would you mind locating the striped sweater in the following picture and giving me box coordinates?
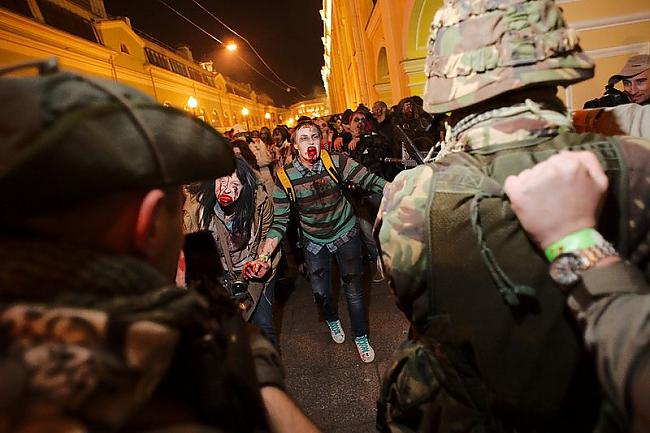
[268,152,386,245]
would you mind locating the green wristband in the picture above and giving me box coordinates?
[545,228,601,262]
[259,253,270,263]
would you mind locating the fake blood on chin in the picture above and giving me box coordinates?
[218,194,234,206]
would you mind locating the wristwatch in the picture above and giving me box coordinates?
[549,240,618,288]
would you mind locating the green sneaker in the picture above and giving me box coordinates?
[326,319,345,344]
[355,335,375,363]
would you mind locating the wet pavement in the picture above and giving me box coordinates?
[274,266,410,433]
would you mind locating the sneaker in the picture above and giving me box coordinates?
[355,335,375,363]
[326,320,345,344]
[372,257,385,283]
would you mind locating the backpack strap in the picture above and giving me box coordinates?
[320,149,343,186]
[276,166,296,203]
[276,152,343,200]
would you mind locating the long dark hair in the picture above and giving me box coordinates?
[198,157,258,237]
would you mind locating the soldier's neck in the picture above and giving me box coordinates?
[444,100,573,152]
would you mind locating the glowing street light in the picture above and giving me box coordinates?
[226,42,237,52]
[264,112,271,120]
[241,107,250,131]
[187,96,198,116]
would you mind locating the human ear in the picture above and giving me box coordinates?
[133,189,166,260]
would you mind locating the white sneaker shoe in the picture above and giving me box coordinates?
[355,334,375,363]
[326,319,345,344]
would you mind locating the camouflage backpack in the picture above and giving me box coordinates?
[379,132,633,433]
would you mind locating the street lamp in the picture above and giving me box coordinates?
[226,42,237,52]
[265,112,271,127]
[187,96,198,116]
[241,107,250,131]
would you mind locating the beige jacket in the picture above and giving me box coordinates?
[183,182,281,321]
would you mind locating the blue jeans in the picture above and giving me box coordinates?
[357,217,378,260]
[250,276,277,348]
[304,234,368,338]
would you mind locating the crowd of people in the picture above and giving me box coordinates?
[2,0,650,432]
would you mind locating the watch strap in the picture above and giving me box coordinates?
[576,242,619,272]
[545,228,603,262]
[549,237,619,289]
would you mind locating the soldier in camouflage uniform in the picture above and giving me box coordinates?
[376,1,650,432]
[0,60,320,433]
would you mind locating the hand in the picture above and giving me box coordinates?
[348,137,360,151]
[503,151,608,249]
[333,136,344,151]
[241,259,271,279]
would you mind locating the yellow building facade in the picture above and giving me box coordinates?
[284,96,330,127]
[322,0,650,112]
[0,0,287,131]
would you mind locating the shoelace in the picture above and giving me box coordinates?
[328,320,342,335]
[355,336,370,353]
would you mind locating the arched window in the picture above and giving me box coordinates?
[376,47,389,84]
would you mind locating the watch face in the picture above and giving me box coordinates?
[549,253,583,287]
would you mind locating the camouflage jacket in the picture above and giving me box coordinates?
[376,102,650,432]
[0,237,282,433]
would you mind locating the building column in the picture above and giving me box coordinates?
[379,0,410,104]
[347,1,373,105]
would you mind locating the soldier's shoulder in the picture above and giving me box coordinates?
[383,165,435,210]
[378,165,433,287]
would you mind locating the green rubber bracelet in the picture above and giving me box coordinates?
[545,228,601,262]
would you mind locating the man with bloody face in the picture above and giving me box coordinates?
[246,120,387,363]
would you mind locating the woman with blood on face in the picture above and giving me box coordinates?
[192,157,280,346]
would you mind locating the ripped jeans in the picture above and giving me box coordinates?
[303,234,368,338]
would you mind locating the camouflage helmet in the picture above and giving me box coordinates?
[423,0,594,114]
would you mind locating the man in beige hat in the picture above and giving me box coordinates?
[610,54,650,105]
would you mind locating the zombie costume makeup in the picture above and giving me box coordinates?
[215,172,243,207]
[293,123,321,166]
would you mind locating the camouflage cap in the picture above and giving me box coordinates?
[0,63,234,220]
[423,0,594,114]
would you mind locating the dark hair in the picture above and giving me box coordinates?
[231,139,259,170]
[290,120,322,144]
[197,157,258,238]
[341,109,353,125]
[272,126,288,143]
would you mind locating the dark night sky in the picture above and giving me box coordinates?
[104,0,324,106]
